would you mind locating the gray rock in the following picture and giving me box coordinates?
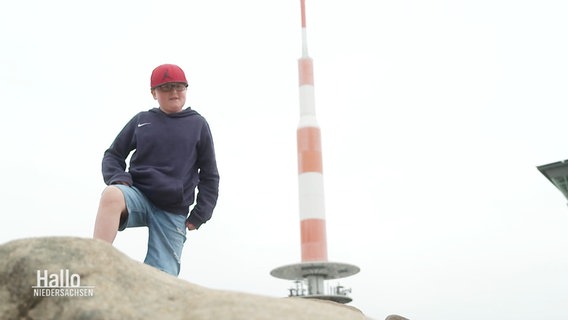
[385,315,410,320]
[0,237,366,320]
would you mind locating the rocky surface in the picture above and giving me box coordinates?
[0,237,368,320]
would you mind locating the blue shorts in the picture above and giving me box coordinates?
[114,185,187,276]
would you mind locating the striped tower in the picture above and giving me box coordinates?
[271,0,359,304]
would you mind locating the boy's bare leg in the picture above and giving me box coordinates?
[93,186,127,243]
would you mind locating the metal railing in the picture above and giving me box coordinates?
[287,280,352,297]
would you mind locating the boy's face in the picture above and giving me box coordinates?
[151,82,188,114]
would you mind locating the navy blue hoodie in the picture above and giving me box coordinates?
[102,107,219,229]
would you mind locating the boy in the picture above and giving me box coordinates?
[93,64,220,276]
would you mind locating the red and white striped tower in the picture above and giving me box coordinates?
[271,0,359,304]
[297,0,326,264]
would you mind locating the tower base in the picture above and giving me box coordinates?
[271,261,359,304]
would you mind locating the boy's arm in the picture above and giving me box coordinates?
[102,116,137,186]
[187,122,220,229]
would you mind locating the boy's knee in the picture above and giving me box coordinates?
[100,186,126,208]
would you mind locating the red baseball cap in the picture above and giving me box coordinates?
[150,64,188,89]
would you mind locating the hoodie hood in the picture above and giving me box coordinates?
[149,107,198,118]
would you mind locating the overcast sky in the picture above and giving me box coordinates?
[2,1,568,319]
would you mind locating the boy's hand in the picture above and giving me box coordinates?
[186,220,196,231]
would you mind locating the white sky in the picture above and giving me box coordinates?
[1,1,568,319]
